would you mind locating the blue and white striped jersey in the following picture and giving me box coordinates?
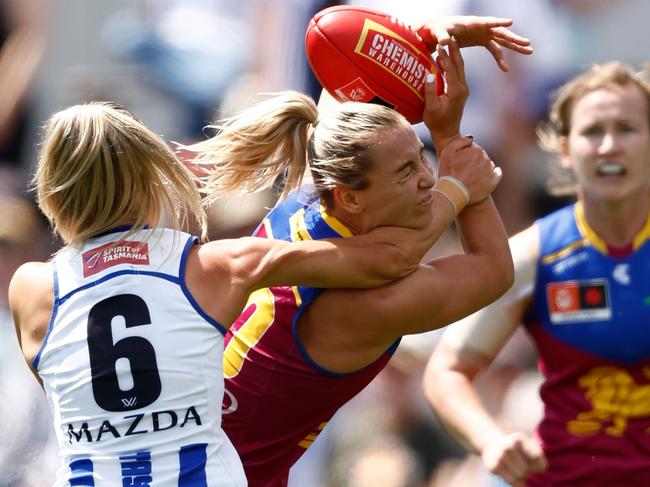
[35,227,246,486]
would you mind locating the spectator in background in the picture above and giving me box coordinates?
[0,0,46,168]
[425,61,650,487]
[102,0,253,139]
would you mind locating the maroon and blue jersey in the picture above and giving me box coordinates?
[221,190,399,486]
[525,202,650,486]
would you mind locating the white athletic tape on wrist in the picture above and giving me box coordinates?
[432,176,470,216]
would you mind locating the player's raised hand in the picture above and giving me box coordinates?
[422,40,468,150]
[438,136,501,205]
[416,16,533,72]
[480,431,547,487]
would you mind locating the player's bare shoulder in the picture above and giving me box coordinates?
[9,261,53,313]
[9,261,54,362]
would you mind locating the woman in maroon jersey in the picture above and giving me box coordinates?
[425,61,650,487]
[189,31,521,485]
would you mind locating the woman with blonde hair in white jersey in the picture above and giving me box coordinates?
[8,102,456,486]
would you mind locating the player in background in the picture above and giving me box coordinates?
[8,102,461,486]
[424,61,650,487]
[189,37,513,485]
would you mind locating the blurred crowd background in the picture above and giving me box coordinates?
[1,0,648,486]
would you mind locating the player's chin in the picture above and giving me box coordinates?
[406,209,432,228]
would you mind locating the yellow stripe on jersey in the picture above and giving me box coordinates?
[541,202,599,264]
[289,209,313,242]
[574,201,607,254]
[291,286,302,307]
[298,422,328,449]
[319,205,354,238]
[574,200,650,253]
[541,239,588,265]
[633,210,650,250]
[224,288,276,379]
[287,209,311,304]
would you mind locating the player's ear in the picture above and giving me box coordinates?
[332,187,364,214]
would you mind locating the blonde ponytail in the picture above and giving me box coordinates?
[187,91,318,203]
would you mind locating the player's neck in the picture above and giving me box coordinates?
[581,193,650,247]
[325,206,372,236]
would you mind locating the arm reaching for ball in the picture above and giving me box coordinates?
[416,16,533,72]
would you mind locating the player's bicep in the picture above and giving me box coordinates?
[228,236,408,291]
[397,254,512,335]
[311,257,503,347]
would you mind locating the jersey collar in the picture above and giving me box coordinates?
[574,201,650,254]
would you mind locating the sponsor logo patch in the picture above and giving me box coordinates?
[334,78,396,110]
[354,19,432,98]
[335,77,377,103]
[82,241,149,277]
[612,263,631,285]
[547,279,611,324]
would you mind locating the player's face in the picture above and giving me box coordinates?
[563,84,650,205]
[357,121,435,229]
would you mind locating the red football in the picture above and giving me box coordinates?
[305,5,443,124]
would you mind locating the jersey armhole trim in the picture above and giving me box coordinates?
[33,263,60,370]
[179,235,228,335]
[291,297,401,377]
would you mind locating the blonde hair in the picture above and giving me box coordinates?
[35,102,207,245]
[538,61,650,195]
[187,91,405,206]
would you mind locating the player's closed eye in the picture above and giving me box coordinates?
[616,121,638,133]
[581,125,603,137]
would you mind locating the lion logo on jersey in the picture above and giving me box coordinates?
[567,366,650,436]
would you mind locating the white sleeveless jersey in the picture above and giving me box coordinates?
[34,227,246,486]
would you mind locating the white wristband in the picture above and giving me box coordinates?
[433,176,470,216]
[439,176,469,201]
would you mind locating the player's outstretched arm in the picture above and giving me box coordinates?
[416,15,533,72]
[424,338,547,487]
[185,230,458,327]
[423,226,546,486]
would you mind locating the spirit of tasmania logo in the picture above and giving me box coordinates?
[82,241,149,277]
[353,18,433,99]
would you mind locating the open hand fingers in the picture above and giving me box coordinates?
[423,72,440,108]
[435,41,467,97]
[434,17,515,46]
[434,29,452,47]
[493,34,534,54]
[492,26,532,46]
[448,40,466,84]
[463,16,514,29]
[486,41,508,72]
[486,36,533,72]
[442,135,474,153]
